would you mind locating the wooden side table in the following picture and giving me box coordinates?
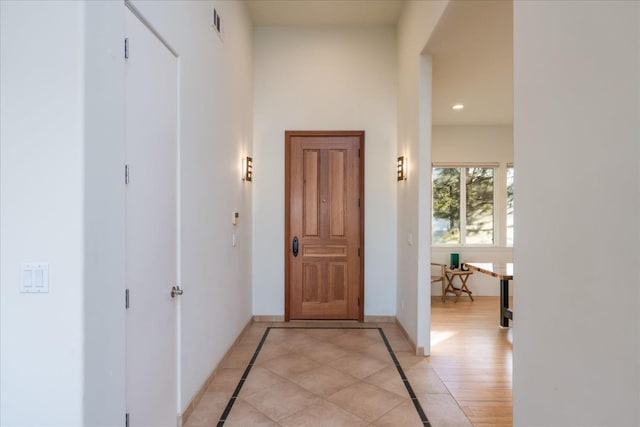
[443,269,474,302]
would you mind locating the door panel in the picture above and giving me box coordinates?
[286,132,364,320]
[328,262,346,301]
[329,150,346,237]
[125,7,178,426]
[303,150,319,237]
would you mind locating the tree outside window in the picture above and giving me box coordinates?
[432,166,494,245]
[506,166,514,246]
[432,168,460,244]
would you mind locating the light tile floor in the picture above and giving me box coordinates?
[184,322,472,427]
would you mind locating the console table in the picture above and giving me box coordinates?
[464,262,513,328]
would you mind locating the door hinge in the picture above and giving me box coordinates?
[358,248,360,256]
[358,297,360,307]
[124,38,129,59]
[125,164,129,185]
[125,289,130,309]
[358,149,360,158]
[125,412,129,427]
[358,198,360,208]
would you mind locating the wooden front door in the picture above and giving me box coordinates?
[285,131,364,321]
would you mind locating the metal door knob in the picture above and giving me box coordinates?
[171,285,183,298]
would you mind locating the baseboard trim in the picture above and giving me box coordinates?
[394,318,421,356]
[180,318,254,425]
[364,315,396,323]
[253,315,395,323]
[252,315,285,322]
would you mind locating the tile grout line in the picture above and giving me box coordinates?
[378,328,431,427]
[216,326,431,426]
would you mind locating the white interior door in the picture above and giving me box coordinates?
[125,6,178,426]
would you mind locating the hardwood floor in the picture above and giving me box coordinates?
[430,296,513,426]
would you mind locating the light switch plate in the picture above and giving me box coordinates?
[21,263,49,293]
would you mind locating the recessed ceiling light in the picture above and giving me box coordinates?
[452,104,464,110]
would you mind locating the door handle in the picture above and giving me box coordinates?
[292,236,299,257]
[171,285,183,298]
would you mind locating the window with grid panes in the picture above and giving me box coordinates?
[432,166,495,245]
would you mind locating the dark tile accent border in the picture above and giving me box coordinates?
[377,328,431,426]
[216,327,431,427]
[216,327,270,427]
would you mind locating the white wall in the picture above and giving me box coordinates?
[431,125,514,296]
[1,0,254,423]
[432,125,513,164]
[1,1,86,424]
[396,0,448,353]
[513,1,639,425]
[253,26,398,317]
[83,2,126,425]
[128,0,255,413]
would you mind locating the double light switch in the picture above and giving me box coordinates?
[21,263,49,293]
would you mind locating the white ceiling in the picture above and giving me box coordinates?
[246,0,513,126]
[245,0,405,26]
[426,0,513,126]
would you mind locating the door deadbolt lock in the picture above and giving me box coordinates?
[171,285,183,298]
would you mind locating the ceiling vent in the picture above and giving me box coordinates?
[212,6,223,41]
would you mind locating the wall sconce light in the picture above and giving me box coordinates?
[397,156,407,181]
[242,156,253,182]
